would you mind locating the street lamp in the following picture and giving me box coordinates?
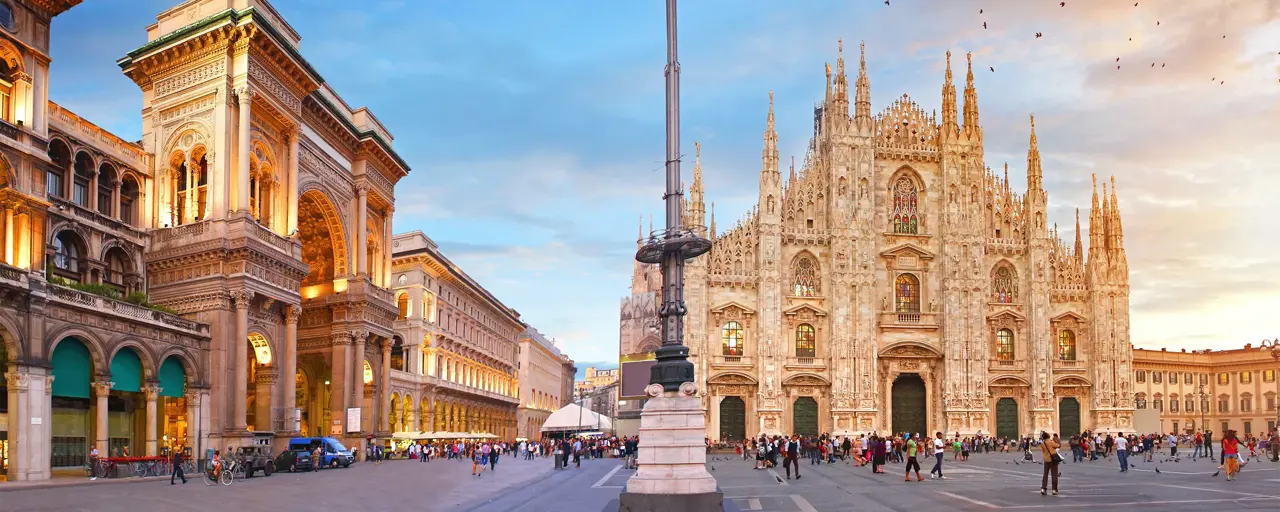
[619,0,719,509]
[1198,384,1206,437]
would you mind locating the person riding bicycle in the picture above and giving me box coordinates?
[210,449,223,478]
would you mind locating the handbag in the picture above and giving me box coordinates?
[1050,452,1064,464]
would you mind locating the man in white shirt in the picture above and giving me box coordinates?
[1115,435,1130,472]
[1167,433,1178,457]
[88,446,100,480]
[930,432,947,480]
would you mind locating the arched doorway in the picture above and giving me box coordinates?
[1,338,8,479]
[719,396,745,441]
[792,397,818,437]
[297,190,347,293]
[1058,398,1081,437]
[995,398,1019,440]
[891,374,927,436]
[157,355,189,455]
[107,347,145,457]
[246,333,273,432]
[50,337,94,468]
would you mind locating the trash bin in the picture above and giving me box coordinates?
[554,452,564,470]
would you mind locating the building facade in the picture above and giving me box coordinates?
[388,232,521,439]
[1133,345,1279,436]
[679,42,1135,441]
[575,366,618,399]
[515,325,572,440]
[2,0,411,482]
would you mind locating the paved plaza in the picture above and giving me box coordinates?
[2,451,1279,511]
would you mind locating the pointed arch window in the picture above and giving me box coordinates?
[996,328,1014,361]
[792,256,820,297]
[795,324,816,358]
[894,273,920,313]
[721,321,743,356]
[891,176,919,234]
[1057,330,1076,361]
[992,265,1017,303]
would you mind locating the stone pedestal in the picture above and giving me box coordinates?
[619,382,722,512]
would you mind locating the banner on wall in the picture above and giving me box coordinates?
[346,407,362,433]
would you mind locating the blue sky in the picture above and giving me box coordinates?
[49,1,1280,368]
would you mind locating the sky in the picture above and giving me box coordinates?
[47,0,1280,369]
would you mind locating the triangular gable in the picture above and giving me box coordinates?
[879,242,935,260]
[1051,311,1087,323]
[710,301,757,315]
[986,309,1027,322]
[782,302,828,317]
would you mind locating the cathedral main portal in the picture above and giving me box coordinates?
[891,374,927,435]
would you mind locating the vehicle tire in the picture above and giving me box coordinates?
[342,462,350,468]
[265,462,275,477]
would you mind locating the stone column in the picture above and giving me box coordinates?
[16,209,28,269]
[350,331,366,423]
[283,305,300,432]
[382,208,393,287]
[143,384,161,456]
[254,366,277,431]
[231,290,254,430]
[380,341,391,432]
[356,185,368,276]
[93,379,113,455]
[330,333,350,435]
[235,87,253,213]
[185,390,200,454]
[184,157,195,223]
[286,130,300,235]
[4,204,13,265]
[5,371,28,480]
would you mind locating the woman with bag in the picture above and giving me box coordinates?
[1039,431,1061,495]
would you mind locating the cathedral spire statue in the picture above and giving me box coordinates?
[832,39,850,121]
[709,202,716,239]
[962,52,980,139]
[1109,176,1124,253]
[1027,114,1042,192]
[854,41,872,133]
[1074,207,1084,264]
[688,141,706,231]
[1088,174,1107,268]
[941,50,959,135]
[762,90,779,177]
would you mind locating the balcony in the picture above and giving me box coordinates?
[0,263,29,290]
[425,375,519,405]
[149,215,300,260]
[47,283,209,337]
[1053,359,1085,372]
[712,355,753,367]
[785,356,825,369]
[49,195,148,241]
[990,359,1027,372]
[878,311,940,330]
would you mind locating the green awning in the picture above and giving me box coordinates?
[158,357,186,398]
[51,337,92,398]
[109,348,142,393]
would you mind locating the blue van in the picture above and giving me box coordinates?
[287,437,354,468]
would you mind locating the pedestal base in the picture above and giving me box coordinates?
[617,491,726,512]
[624,382,719,499]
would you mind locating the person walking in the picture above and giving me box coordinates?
[1039,431,1060,495]
[929,432,947,480]
[1115,433,1129,472]
[170,449,187,485]
[1222,430,1241,481]
[1204,430,1214,459]
[904,434,923,481]
[783,435,801,480]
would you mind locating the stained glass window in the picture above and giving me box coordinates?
[992,265,1017,303]
[996,328,1014,361]
[1057,330,1076,360]
[894,274,920,313]
[722,321,743,356]
[891,177,919,234]
[792,256,820,297]
[796,324,816,358]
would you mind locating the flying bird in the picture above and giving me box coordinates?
[984,22,988,29]
[1151,63,1154,67]
[980,9,984,13]
[884,0,890,5]
[1060,1,1065,6]
[1157,21,1160,25]
[989,66,995,72]
[1116,57,1120,62]
[1135,2,1138,5]
[1162,63,1165,67]
[1036,32,1043,38]
[1220,81,1225,85]
[1116,65,1120,70]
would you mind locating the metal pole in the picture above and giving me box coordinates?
[638,0,710,392]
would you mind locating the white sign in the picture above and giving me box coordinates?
[346,407,362,433]
[31,417,42,425]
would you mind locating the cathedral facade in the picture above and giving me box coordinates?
[675,42,1135,441]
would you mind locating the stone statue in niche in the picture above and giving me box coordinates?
[929,299,937,312]
[768,196,776,214]
[882,296,888,310]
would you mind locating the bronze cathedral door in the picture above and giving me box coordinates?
[719,396,746,441]
[892,374,927,435]
[792,397,818,437]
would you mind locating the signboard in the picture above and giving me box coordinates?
[346,407,362,433]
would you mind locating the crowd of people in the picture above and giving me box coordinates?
[367,435,642,475]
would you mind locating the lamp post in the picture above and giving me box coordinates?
[619,0,718,509]
[1198,384,1206,437]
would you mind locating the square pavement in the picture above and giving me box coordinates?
[1,451,1278,511]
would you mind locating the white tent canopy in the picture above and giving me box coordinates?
[540,403,614,432]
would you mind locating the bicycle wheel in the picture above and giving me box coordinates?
[95,463,110,479]
[132,462,146,478]
[203,469,217,486]
[157,461,170,476]
[220,467,234,486]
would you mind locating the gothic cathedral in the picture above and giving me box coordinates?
[670,42,1135,441]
